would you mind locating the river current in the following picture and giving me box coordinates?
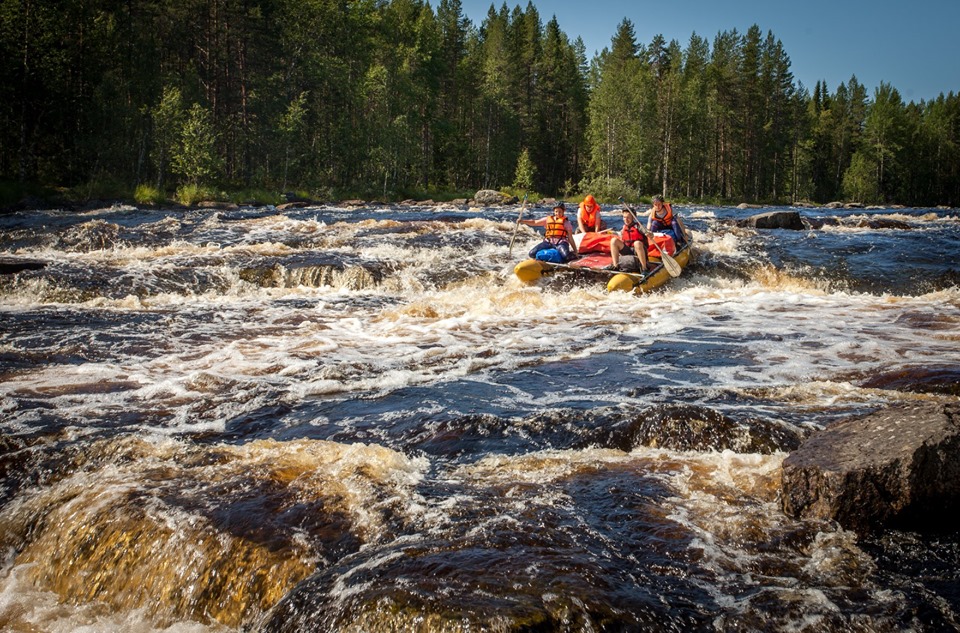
[1,202,958,632]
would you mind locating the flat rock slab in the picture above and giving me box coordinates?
[781,402,960,535]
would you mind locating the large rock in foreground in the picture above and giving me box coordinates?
[781,402,960,535]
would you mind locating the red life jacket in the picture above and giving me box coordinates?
[579,202,601,230]
[621,223,645,248]
[545,216,569,242]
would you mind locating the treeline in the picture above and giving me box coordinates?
[1,0,958,206]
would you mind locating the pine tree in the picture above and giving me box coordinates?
[513,147,535,189]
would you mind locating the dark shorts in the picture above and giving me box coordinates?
[619,241,646,256]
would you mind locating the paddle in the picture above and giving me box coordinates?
[508,193,528,258]
[618,197,682,278]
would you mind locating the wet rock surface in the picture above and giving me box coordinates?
[582,404,803,454]
[471,189,517,206]
[737,211,805,230]
[781,402,960,535]
[0,257,47,275]
[860,366,960,397]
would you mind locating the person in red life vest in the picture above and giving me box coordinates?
[606,208,650,271]
[646,194,687,246]
[576,194,607,233]
[519,203,579,262]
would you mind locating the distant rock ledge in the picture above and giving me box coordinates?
[737,210,806,230]
[781,402,960,535]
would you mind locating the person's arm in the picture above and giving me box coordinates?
[566,220,579,255]
[675,215,691,242]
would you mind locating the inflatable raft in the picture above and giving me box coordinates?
[514,232,693,294]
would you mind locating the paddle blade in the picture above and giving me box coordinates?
[660,252,682,277]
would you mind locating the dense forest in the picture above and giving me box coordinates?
[1,0,958,206]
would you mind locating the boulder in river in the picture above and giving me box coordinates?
[472,189,513,206]
[855,218,913,230]
[859,366,960,397]
[737,211,805,230]
[781,402,960,535]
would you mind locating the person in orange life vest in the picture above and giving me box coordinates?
[606,208,650,271]
[519,203,578,261]
[576,194,607,233]
[646,194,686,246]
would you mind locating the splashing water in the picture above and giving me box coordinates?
[1,203,959,631]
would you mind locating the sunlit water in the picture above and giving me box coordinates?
[1,202,959,631]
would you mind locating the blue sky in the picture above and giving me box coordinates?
[458,0,959,103]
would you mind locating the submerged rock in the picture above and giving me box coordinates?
[781,403,960,535]
[860,366,960,397]
[0,257,47,275]
[737,211,805,230]
[584,404,803,454]
[855,218,913,230]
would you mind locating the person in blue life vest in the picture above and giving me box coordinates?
[519,203,579,262]
[646,194,687,246]
[606,207,650,271]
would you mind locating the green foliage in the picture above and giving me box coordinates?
[229,189,284,206]
[70,175,129,202]
[0,1,958,206]
[576,175,635,203]
[134,184,165,205]
[151,86,185,189]
[171,104,220,186]
[513,148,536,190]
[175,184,219,206]
[843,152,879,203]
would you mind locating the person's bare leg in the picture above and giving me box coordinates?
[609,237,623,267]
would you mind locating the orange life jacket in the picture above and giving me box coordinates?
[621,223,645,248]
[545,216,569,242]
[651,202,674,226]
[579,202,601,230]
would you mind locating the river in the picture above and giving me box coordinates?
[1,201,958,632]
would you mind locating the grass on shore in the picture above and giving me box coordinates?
[2,178,829,211]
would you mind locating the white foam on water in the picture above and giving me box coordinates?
[4,239,958,433]
[0,564,228,633]
[2,206,958,629]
